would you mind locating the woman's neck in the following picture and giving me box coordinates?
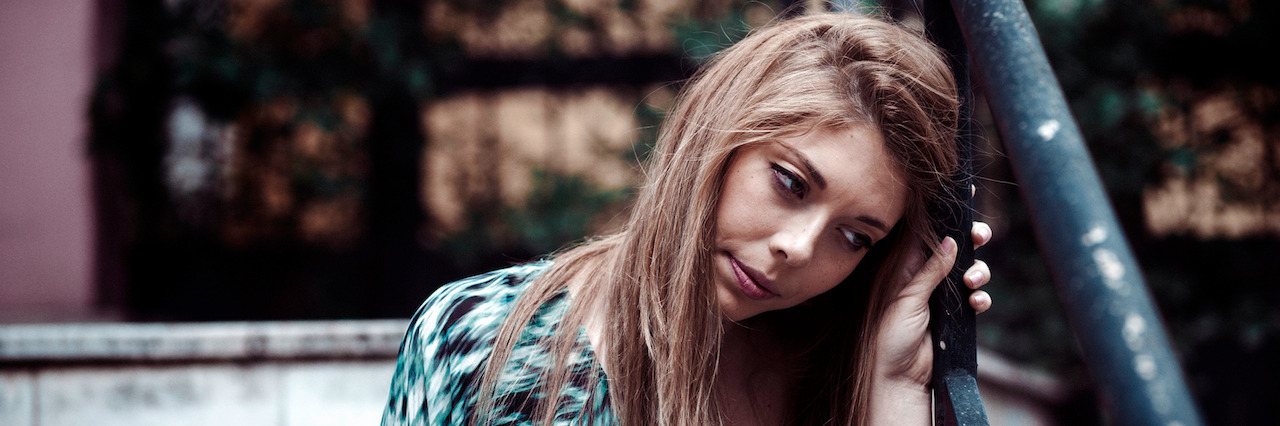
[567,248,801,425]
[716,318,798,425]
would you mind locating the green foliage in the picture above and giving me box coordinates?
[505,170,632,255]
[440,170,631,268]
[669,9,755,63]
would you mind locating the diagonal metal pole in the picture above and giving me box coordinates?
[946,0,1205,424]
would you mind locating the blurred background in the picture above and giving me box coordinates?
[1,0,1277,424]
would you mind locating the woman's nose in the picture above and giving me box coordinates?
[770,214,824,266]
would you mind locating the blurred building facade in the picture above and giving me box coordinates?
[0,0,99,322]
[3,0,1279,424]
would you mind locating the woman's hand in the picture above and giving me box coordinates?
[867,217,994,424]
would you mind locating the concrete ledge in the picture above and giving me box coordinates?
[976,348,1073,425]
[2,360,396,426]
[977,347,1071,404]
[0,320,408,363]
[0,320,1070,425]
[0,321,406,425]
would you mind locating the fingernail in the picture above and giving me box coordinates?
[942,237,957,255]
[966,270,982,286]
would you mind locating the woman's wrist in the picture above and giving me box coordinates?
[868,376,931,425]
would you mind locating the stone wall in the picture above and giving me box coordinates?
[0,320,1069,425]
[0,321,402,426]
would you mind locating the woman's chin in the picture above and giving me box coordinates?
[716,288,756,323]
[717,295,772,323]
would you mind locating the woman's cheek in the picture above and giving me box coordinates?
[814,256,859,295]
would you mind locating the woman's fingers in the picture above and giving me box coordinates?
[963,259,989,290]
[964,189,995,315]
[899,235,992,313]
[963,255,992,314]
[969,290,991,314]
[902,237,958,300]
[972,221,992,249]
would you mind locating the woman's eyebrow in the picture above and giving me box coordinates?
[776,142,890,233]
[778,143,827,190]
[857,216,890,234]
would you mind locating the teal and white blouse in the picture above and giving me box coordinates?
[382,262,615,425]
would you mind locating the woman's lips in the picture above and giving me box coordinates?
[729,255,778,300]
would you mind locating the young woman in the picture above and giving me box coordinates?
[384,12,994,426]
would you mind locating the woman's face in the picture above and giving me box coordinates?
[713,126,909,322]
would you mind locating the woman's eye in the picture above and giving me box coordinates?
[841,229,873,252]
[770,164,807,199]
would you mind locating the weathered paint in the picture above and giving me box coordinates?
[1037,120,1061,141]
[1081,226,1107,246]
[950,0,1205,424]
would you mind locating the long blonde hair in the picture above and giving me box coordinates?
[476,12,959,426]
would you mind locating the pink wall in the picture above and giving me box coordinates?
[0,0,97,320]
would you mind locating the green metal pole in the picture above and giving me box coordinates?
[947,0,1205,424]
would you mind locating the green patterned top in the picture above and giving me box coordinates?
[382,262,615,425]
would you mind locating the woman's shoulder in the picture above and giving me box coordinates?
[406,261,552,350]
[383,261,552,426]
